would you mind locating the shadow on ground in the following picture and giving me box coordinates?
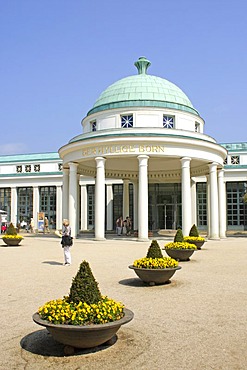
[20,329,116,357]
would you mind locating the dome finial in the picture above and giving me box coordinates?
[134,56,151,75]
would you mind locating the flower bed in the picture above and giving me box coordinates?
[164,242,197,250]
[2,234,23,240]
[38,296,124,325]
[133,257,178,269]
[183,236,205,242]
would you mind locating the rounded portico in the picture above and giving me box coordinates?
[59,57,227,240]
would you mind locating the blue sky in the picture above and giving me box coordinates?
[0,0,246,155]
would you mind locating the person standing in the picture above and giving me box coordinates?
[30,218,35,233]
[61,219,72,266]
[44,217,50,233]
[116,216,123,236]
[126,217,132,236]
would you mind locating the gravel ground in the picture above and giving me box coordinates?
[1,235,247,370]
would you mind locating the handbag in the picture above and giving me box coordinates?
[61,235,73,247]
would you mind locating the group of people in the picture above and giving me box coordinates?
[116,216,132,236]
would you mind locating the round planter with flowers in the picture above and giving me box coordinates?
[184,224,205,249]
[129,240,181,285]
[33,260,134,353]
[163,241,197,261]
[183,236,205,250]
[2,222,23,246]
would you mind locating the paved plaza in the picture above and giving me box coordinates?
[1,234,247,370]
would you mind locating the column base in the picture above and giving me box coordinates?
[137,237,150,242]
[93,237,106,241]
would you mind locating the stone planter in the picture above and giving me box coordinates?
[164,249,195,261]
[185,240,205,250]
[32,308,134,350]
[129,265,181,285]
[2,237,22,246]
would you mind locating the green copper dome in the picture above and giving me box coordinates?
[87,57,199,116]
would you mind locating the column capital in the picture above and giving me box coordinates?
[208,162,218,172]
[68,162,78,172]
[137,154,149,160]
[180,157,191,167]
[95,157,106,168]
[217,168,224,178]
[137,155,149,167]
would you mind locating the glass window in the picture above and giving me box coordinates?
[163,115,174,129]
[91,121,97,132]
[39,186,56,229]
[196,183,207,227]
[226,182,247,229]
[121,115,133,128]
[87,185,95,229]
[231,156,240,164]
[195,122,200,132]
[0,188,11,221]
[34,164,40,172]
[113,184,123,227]
[17,187,33,226]
[16,165,22,173]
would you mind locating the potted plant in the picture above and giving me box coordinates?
[129,240,181,285]
[163,228,197,261]
[2,222,23,246]
[33,260,134,353]
[183,224,205,249]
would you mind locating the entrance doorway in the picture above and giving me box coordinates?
[157,203,181,230]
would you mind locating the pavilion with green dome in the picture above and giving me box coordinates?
[59,57,227,240]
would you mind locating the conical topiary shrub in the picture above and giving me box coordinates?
[68,260,102,304]
[146,240,163,259]
[6,222,17,235]
[174,228,184,242]
[189,224,199,237]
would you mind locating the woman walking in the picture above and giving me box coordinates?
[61,219,72,266]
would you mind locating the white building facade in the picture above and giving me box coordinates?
[1,58,247,239]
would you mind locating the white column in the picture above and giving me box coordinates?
[11,187,17,226]
[133,180,138,231]
[123,179,130,219]
[218,169,226,238]
[33,186,39,232]
[56,185,62,230]
[62,168,69,220]
[95,157,106,240]
[80,184,88,231]
[106,184,113,231]
[181,157,191,236]
[68,162,78,238]
[206,175,211,238]
[138,155,149,241]
[209,162,219,239]
[191,179,197,226]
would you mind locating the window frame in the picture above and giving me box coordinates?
[163,115,175,129]
[121,114,134,128]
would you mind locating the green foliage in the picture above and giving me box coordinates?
[68,260,102,305]
[189,224,199,237]
[146,240,163,259]
[174,228,184,242]
[6,223,17,236]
